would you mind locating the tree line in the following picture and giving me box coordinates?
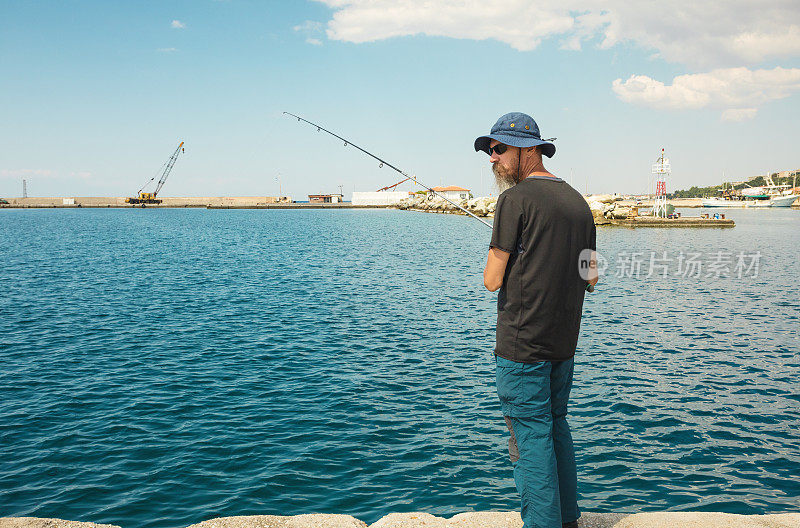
[670,171,799,198]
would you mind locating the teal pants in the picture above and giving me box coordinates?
[495,355,580,528]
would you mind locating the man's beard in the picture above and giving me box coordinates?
[493,161,519,193]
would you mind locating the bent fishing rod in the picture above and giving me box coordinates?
[284,111,595,291]
[283,112,492,228]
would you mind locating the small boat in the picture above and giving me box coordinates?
[768,194,799,208]
[703,194,799,208]
[702,198,747,207]
[702,175,799,208]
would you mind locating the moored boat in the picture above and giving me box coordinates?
[701,198,747,207]
[768,194,799,208]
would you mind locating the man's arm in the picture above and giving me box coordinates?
[484,247,511,292]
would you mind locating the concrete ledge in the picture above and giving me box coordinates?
[3,512,799,528]
[366,512,800,528]
[185,513,367,528]
[614,512,800,528]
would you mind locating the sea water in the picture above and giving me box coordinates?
[0,207,798,528]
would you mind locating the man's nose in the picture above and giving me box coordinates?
[489,152,500,163]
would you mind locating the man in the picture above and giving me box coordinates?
[475,112,598,528]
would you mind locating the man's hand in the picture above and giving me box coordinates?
[484,247,511,291]
[588,250,599,287]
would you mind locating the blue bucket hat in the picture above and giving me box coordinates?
[474,112,555,158]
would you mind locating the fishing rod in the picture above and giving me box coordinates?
[284,111,595,292]
[283,112,492,228]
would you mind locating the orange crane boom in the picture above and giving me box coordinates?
[376,177,411,192]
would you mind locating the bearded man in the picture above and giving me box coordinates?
[475,112,598,528]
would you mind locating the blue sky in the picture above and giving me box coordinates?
[2,1,799,199]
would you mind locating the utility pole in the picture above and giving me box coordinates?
[22,179,27,198]
[275,173,282,199]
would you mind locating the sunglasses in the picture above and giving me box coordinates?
[488,144,508,156]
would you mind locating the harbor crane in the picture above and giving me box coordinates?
[376,177,412,192]
[126,142,185,205]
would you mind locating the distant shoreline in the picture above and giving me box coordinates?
[0,197,392,209]
[1,196,797,209]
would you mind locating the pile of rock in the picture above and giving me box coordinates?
[395,192,632,226]
[584,194,632,224]
[395,194,497,217]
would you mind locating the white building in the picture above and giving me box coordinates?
[431,186,471,201]
[308,193,344,203]
[351,191,411,205]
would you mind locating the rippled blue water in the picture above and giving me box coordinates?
[1,207,798,528]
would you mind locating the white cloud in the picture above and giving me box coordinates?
[596,2,800,68]
[319,1,572,52]
[312,0,800,68]
[612,67,800,118]
[294,20,323,33]
[310,1,800,117]
[171,19,185,29]
[157,47,178,53]
[721,108,758,122]
[293,20,325,45]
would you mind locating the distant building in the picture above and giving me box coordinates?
[351,191,412,205]
[430,186,471,201]
[308,193,344,203]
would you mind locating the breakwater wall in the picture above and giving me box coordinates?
[207,203,392,209]
[394,195,735,227]
[609,216,735,227]
[0,197,283,208]
[2,511,799,528]
[0,197,395,209]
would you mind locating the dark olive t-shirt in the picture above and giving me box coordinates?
[490,175,596,362]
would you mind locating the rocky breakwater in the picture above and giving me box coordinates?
[395,195,497,218]
[584,194,631,225]
[396,193,731,227]
[395,193,624,226]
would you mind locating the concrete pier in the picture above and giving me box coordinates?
[608,216,735,227]
[0,197,394,209]
[2,512,799,528]
[0,197,285,208]
[206,203,392,209]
